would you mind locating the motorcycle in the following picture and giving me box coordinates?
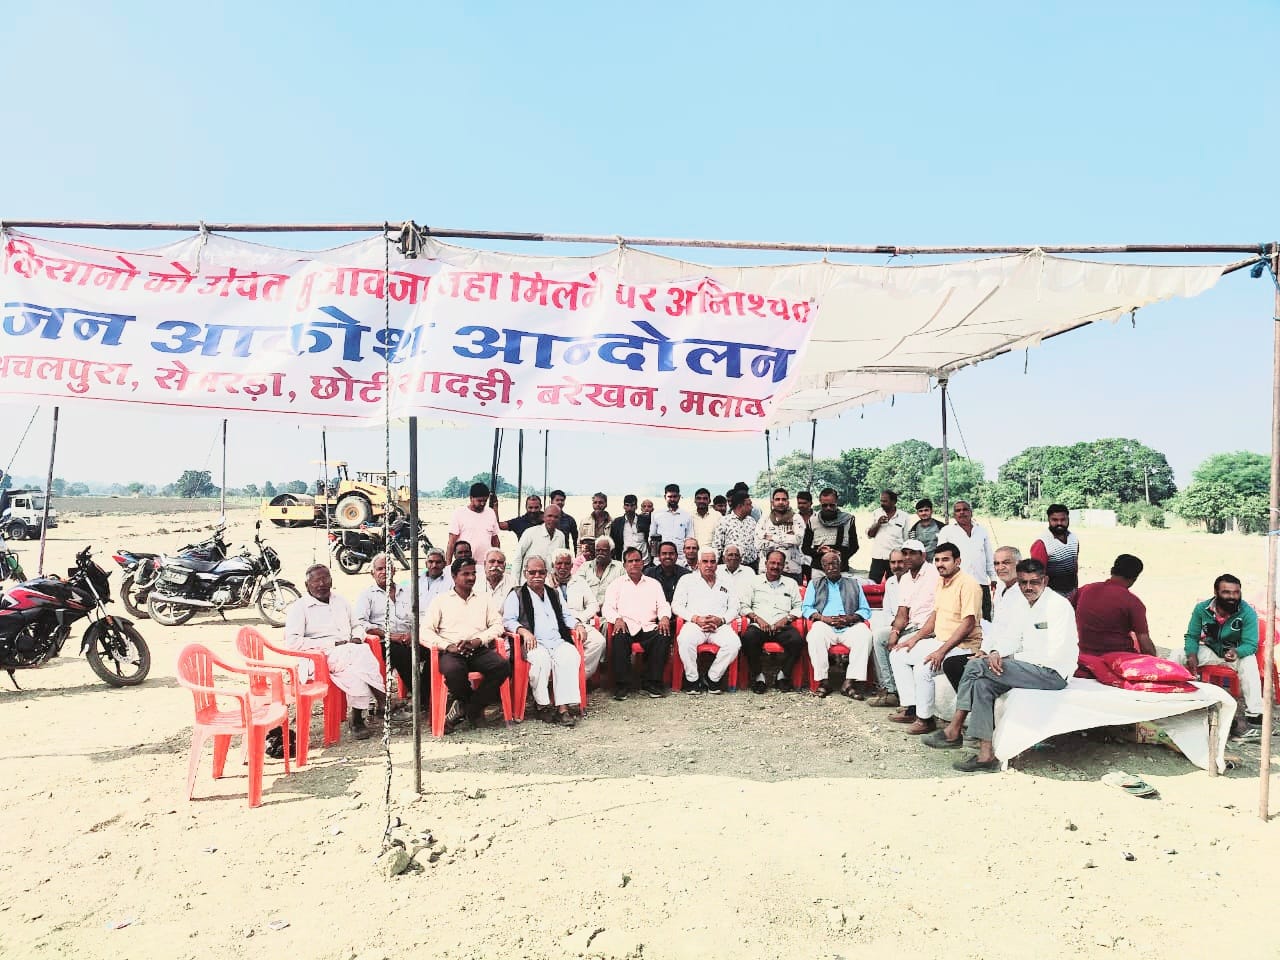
[111,525,231,619]
[0,545,150,688]
[328,517,434,575]
[146,521,299,628]
[0,530,26,582]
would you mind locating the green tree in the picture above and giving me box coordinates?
[51,477,67,496]
[125,481,145,496]
[1172,481,1239,534]
[1191,451,1269,499]
[835,447,880,507]
[241,482,260,498]
[982,479,1025,519]
[263,481,278,498]
[174,469,216,498]
[285,480,309,495]
[921,456,985,507]
[864,440,941,501]
[755,452,846,502]
[66,482,91,496]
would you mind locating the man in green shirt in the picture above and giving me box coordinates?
[1183,574,1263,724]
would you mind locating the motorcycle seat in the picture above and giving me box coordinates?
[164,556,223,573]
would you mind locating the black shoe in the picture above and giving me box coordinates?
[684,677,704,695]
[777,677,795,693]
[1247,713,1263,726]
[751,679,767,695]
[613,684,630,702]
[708,676,726,694]
[443,698,466,734]
[641,680,668,699]
[350,708,371,741]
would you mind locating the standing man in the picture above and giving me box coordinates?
[691,487,722,550]
[650,483,694,557]
[496,493,543,539]
[422,557,511,734]
[887,542,982,734]
[354,553,424,712]
[477,548,515,611]
[1030,504,1079,596]
[802,549,873,699]
[602,547,673,700]
[795,490,816,582]
[286,564,387,740]
[924,558,1078,771]
[681,536,701,570]
[1073,554,1154,656]
[869,539,940,708]
[803,488,858,571]
[740,548,804,693]
[418,547,455,612]
[756,487,806,583]
[712,494,728,516]
[1183,574,1264,725]
[866,490,908,583]
[515,504,569,584]
[672,548,742,694]
[609,494,650,564]
[548,490,579,554]
[712,490,760,570]
[644,540,689,603]
[906,499,943,560]
[716,544,756,613]
[549,549,607,679]
[938,500,997,620]
[445,482,500,564]
[504,556,583,726]
[584,493,612,541]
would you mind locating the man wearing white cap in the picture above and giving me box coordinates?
[869,538,939,708]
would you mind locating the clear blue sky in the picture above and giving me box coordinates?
[2,1,1276,495]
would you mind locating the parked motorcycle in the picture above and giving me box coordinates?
[0,530,26,582]
[111,525,231,619]
[0,545,150,688]
[328,518,434,575]
[146,522,300,628]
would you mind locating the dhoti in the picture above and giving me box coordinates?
[326,642,385,709]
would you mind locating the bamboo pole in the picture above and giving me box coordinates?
[1261,247,1279,819]
[940,380,950,517]
[408,417,422,794]
[36,407,58,577]
[219,419,227,521]
[321,429,331,570]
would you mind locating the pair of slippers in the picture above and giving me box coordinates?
[1101,770,1159,799]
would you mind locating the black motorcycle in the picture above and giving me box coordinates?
[329,517,433,575]
[0,546,150,688]
[0,530,26,582]
[111,525,231,619]
[146,522,300,628]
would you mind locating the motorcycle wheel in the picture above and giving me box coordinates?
[334,547,364,575]
[118,574,150,619]
[257,581,301,628]
[86,621,151,687]
[147,593,197,626]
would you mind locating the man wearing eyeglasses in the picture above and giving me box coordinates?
[922,557,1079,772]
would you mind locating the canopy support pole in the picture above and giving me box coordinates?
[543,431,549,502]
[765,429,773,486]
[36,407,58,577]
[321,429,332,569]
[408,416,422,794]
[808,421,817,492]
[516,429,524,508]
[219,418,227,522]
[940,379,950,516]
[1261,247,1279,820]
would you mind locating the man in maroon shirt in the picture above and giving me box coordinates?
[1071,554,1154,656]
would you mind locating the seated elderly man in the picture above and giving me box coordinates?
[1183,573,1264,725]
[422,557,511,733]
[717,545,756,613]
[740,548,804,693]
[888,542,983,734]
[924,558,1078,772]
[867,548,907,691]
[672,548,742,693]
[353,553,425,712]
[418,547,454,611]
[286,563,387,740]
[477,548,515,610]
[802,549,872,699]
[603,547,672,700]
[577,536,623,611]
[504,556,583,726]
[549,548,607,678]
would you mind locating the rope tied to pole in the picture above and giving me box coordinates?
[379,223,395,851]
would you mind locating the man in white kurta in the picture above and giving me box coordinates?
[802,549,873,697]
[285,563,386,739]
[869,540,940,707]
[515,506,569,585]
[353,553,423,709]
[549,549,607,677]
[716,545,756,615]
[503,556,583,725]
[937,500,997,619]
[672,548,742,693]
[476,548,516,611]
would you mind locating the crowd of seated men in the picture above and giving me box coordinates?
[343,481,1268,763]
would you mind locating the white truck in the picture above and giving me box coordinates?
[0,489,58,540]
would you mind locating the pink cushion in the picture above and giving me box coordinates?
[1101,652,1193,684]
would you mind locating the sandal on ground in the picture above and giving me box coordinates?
[815,680,833,698]
[840,681,861,700]
[1101,770,1159,798]
[922,730,964,749]
[906,718,937,735]
[953,754,1000,773]
[887,709,917,724]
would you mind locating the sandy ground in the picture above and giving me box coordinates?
[2,498,1278,960]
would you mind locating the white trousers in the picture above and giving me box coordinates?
[582,626,606,677]
[1184,644,1263,715]
[887,636,968,719]
[327,642,385,709]
[526,642,582,707]
[807,621,873,682]
[677,622,741,682]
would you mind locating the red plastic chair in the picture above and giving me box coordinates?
[427,639,515,737]
[234,626,334,768]
[510,631,588,721]
[176,643,290,808]
[1258,616,1280,705]
[670,617,740,692]
[1198,663,1240,698]
[362,634,409,701]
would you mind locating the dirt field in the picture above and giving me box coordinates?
[2,499,1277,960]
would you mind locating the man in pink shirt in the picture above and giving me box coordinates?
[602,547,672,701]
[446,482,501,563]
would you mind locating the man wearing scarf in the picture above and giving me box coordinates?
[802,487,859,570]
[756,487,806,583]
[1182,573,1264,725]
